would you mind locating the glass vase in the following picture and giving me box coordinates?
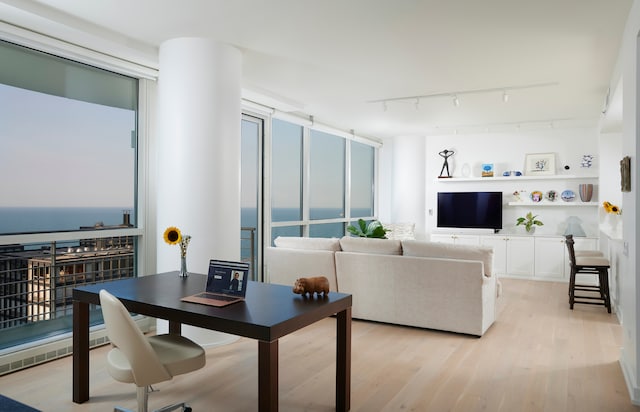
[179,254,189,277]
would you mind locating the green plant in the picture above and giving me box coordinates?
[346,219,388,238]
[516,212,543,232]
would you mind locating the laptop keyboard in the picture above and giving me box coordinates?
[199,292,238,301]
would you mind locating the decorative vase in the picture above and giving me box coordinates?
[180,253,188,277]
[579,183,593,202]
[526,226,536,235]
[608,213,620,235]
[178,234,191,277]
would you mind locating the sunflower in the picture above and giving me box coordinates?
[602,201,621,215]
[163,226,182,245]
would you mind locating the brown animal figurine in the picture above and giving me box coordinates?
[293,276,330,297]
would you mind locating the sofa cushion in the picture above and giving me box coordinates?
[339,236,402,255]
[274,236,341,251]
[401,240,494,277]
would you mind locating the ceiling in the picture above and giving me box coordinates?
[3,0,634,139]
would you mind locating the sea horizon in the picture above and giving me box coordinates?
[0,206,373,236]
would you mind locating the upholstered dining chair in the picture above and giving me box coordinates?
[99,289,206,412]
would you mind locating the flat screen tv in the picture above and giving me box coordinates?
[437,191,503,231]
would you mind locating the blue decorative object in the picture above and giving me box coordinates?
[482,163,494,177]
[503,171,511,176]
[514,171,523,176]
[561,190,576,202]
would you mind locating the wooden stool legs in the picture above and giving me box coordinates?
[565,234,611,313]
[568,266,611,313]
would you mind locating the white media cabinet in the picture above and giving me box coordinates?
[430,232,598,282]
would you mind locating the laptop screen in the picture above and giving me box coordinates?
[205,259,249,297]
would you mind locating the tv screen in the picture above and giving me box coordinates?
[437,191,503,230]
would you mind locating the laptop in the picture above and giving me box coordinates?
[181,259,249,307]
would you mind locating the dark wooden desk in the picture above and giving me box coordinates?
[72,272,352,411]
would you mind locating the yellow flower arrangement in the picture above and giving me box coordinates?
[163,227,191,277]
[602,201,621,215]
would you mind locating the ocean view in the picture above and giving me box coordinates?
[0,207,134,235]
[0,207,373,236]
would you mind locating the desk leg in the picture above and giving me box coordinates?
[169,320,181,335]
[336,307,352,412]
[258,340,278,411]
[72,300,89,403]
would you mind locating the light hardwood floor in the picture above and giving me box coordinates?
[1,278,638,411]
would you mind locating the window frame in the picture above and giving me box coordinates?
[0,32,154,350]
[268,116,380,245]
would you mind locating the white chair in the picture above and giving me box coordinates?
[99,289,206,412]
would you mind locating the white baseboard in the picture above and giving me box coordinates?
[620,347,640,405]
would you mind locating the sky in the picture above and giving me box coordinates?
[0,83,372,211]
[0,84,135,208]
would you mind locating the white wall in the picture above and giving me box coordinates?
[598,132,624,233]
[382,127,601,238]
[379,135,427,239]
[610,0,640,403]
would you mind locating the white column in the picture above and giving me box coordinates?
[156,38,242,347]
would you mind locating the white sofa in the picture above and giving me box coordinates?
[265,236,498,336]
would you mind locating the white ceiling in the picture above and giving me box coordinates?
[4,0,634,139]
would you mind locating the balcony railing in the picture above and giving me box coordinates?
[240,226,257,281]
[0,238,135,331]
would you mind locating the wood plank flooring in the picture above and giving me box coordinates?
[0,278,637,411]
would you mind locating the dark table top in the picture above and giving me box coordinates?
[73,272,352,342]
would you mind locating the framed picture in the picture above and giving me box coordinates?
[481,163,494,177]
[525,153,556,176]
[621,156,631,192]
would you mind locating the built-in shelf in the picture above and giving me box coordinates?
[436,174,598,183]
[507,201,599,207]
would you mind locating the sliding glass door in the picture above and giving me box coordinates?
[240,115,263,280]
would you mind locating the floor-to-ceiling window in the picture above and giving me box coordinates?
[271,118,304,239]
[269,118,378,244]
[0,40,139,350]
[350,140,375,218]
[240,115,263,280]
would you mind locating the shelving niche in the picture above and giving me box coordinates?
[435,174,598,183]
[436,174,599,208]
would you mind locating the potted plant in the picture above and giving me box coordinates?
[516,212,543,233]
[347,219,388,238]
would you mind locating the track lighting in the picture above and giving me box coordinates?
[369,82,557,111]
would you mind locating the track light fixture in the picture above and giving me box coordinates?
[369,82,557,111]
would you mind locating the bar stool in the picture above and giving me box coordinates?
[565,235,611,313]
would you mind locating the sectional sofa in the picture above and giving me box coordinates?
[265,236,498,336]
